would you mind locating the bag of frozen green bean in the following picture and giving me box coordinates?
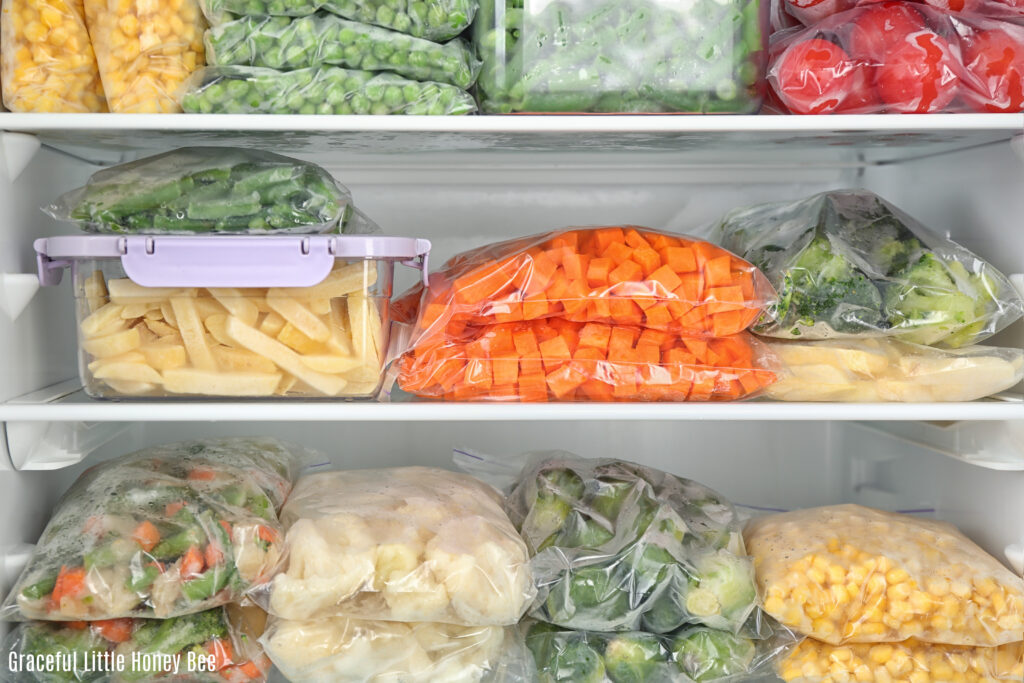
[48,147,357,235]
[180,65,478,115]
[205,14,480,89]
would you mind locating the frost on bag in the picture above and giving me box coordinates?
[768,1,1024,114]
[766,338,1024,402]
[199,0,477,42]
[180,65,478,115]
[262,617,529,683]
[777,638,1024,683]
[397,320,777,402]
[400,227,774,342]
[525,620,798,683]
[1,437,301,621]
[0,0,107,112]
[717,190,1024,347]
[506,452,758,634]
[82,0,206,113]
[0,605,272,682]
[205,15,481,89]
[48,147,354,235]
[745,504,1024,646]
[263,467,534,625]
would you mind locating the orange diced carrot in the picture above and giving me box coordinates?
[493,355,520,386]
[660,246,697,273]
[580,378,615,401]
[420,302,450,331]
[586,258,612,287]
[513,327,540,356]
[608,260,643,286]
[493,301,524,323]
[549,232,579,251]
[518,373,549,401]
[180,546,205,579]
[703,255,733,288]
[523,293,550,320]
[712,310,747,337]
[635,342,660,365]
[638,328,670,349]
[632,248,661,277]
[683,338,709,362]
[563,252,590,281]
[520,358,545,376]
[94,619,134,643]
[592,227,625,252]
[206,638,236,671]
[165,502,185,517]
[609,298,643,325]
[579,323,612,351]
[523,251,559,294]
[547,270,571,303]
[589,297,612,320]
[562,279,591,317]
[547,363,588,399]
[624,228,652,249]
[650,234,681,250]
[609,327,637,354]
[677,272,703,302]
[465,358,493,390]
[738,370,763,395]
[689,372,716,401]
[648,264,683,293]
[705,285,746,312]
[645,304,673,328]
[602,241,634,267]
[539,335,572,372]
[132,521,161,553]
[455,261,515,304]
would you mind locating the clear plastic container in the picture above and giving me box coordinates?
[34,234,430,400]
[473,0,768,113]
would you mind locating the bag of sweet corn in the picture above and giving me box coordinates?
[777,638,1024,683]
[744,505,1024,647]
[0,0,107,111]
[83,0,206,113]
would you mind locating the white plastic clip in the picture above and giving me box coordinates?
[1006,541,1024,576]
[0,131,41,181]
[0,272,40,320]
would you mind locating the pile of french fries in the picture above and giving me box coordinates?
[78,261,384,397]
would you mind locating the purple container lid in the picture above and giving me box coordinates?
[35,235,431,288]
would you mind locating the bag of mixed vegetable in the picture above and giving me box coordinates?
[1,437,303,621]
[716,190,1024,348]
[0,605,272,682]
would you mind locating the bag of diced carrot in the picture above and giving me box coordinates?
[398,226,776,341]
[397,318,777,402]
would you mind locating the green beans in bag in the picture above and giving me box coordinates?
[47,147,355,235]
[200,0,476,42]
[180,65,477,115]
[474,0,766,113]
[205,14,480,89]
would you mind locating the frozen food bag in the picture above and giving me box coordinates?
[1,437,303,621]
[396,319,777,402]
[0,605,272,682]
[766,338,1024,402]
[0,0,107,112]
[398,227,775,345]
[502,452,758,633]
[82,0,206,113]
[474,0,766,113]
[261,467,534,625]
[716,190,1024,347]
[777,638,1024,683]
[262,617,529,682]
[200,0,476,42]
[205,14,480,89]
[779,0,1024,29]
[744,504,1024,646]
[47,147,354,235]
[525,620,799,683]
[180,65,477,114]
[767,2,1024,114]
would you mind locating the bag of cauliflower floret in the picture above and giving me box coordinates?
[255,467,535,626]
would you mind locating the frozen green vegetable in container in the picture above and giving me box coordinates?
[180,65,477,114]
[473,0,767,113]
[205,14,480,88]
[504,452,759,634]
[715,190,1024,348]
[200,0,477,41]
[48,147,354,235]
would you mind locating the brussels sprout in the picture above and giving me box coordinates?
[685,551,756,632]
[604,633,666,683]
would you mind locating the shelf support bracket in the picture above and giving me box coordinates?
[0,272,40,321]
[0,131,40,182]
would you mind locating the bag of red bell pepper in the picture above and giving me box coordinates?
[769,1,1024,113]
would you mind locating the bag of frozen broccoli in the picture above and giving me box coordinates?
[1,437,303,621]
[484,450,759,634]
[715,190,1024,348]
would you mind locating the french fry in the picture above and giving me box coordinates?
[81,303,126,338]
[93,362,164,385]
[205,314,237,348]
[163,368,283,396]
[208,288,260,326]
[140,342,188,371]
[260,312,286,337]
[300,354,362,374]
[88,351,146,373]
[327,300,355,356]
[274,261,375,301]
[195,296,229,320]
[347,293,374,362]
[144,308,164,321]
[277,323,325,355]
[121,303,158,319]
[225,317,347,396]
[107,279,188,304]
[145,319,178,337]
[161,302,178,327]
[84,271,108,314]
[308,298,332,316]
[212,346,278,374]
[344,381,380,396]
[344,365,381,384]
[365,296,385,363]
[266,295,330,343]
[276,374,298,395]
[136,323,158,345]
[101,379,157,395]
[82,327,141,358]
[170,297,216,371]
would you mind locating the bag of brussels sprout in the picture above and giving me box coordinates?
[200,0,476,41]
[205,14,481,88]
[457,449,759,634]
[180,65,478,114]
[524,619,799,683]
[46,147,357,235]
[715,189,1024,348]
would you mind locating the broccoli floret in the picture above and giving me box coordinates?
[885,252,989,347]
[603,633,666,683]
[778,236,884,334]
[873,236,920,276]
[537,637,607,683]
[545,564,631,628]
[19,623,108,683]
[119,609,229,681]
[672,627,756,681]
[684,552,757,632]
[640,572,690,634]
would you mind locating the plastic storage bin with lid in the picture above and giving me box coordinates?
[473,0,768,113]
[33,234,431,399]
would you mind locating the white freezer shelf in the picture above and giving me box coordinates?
[1,380,1021,423]
[2,113,1023,165]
